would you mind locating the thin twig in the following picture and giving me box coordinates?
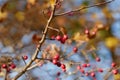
[48,26,60,32]
[55,0,115,17]
[12,0,58,80]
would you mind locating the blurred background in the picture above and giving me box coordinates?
[0,0,120,80]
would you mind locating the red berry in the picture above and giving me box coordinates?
[52,59,58,65]
[56,62,61,67]
[87,63,90,67]
[10,63,16,69]
[111,62,116,68]
[98,68,103,73]
[2,64,7,69]
[112,69,118,75]
[84,29,89,35]
[73,47,78,53]
[77,66,81,70]
[56,35,61,41]
[82,64,87,68]
[63,34,68,40]
[80,69,85,74]
[85,72,89,76]
[62,69,66,72]
[91,31,96,36]
[61,64,66,69]
[57,72,61,76]
[23,55,28,60]
[60,37,66,44]
[90,72,95,77]
[56,78,60,80]
[51,35,55,39]
[53,54,60,60]
[96,57,101,62]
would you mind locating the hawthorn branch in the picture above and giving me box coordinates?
[12,0,58,80]
[55,0,115,17]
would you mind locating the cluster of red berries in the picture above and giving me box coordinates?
[84,29,97,39]
[1,63,16,72]
[53,34,68,44]
[111,62,119,75]
[51,54,66,72]
[77,64,96,78]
